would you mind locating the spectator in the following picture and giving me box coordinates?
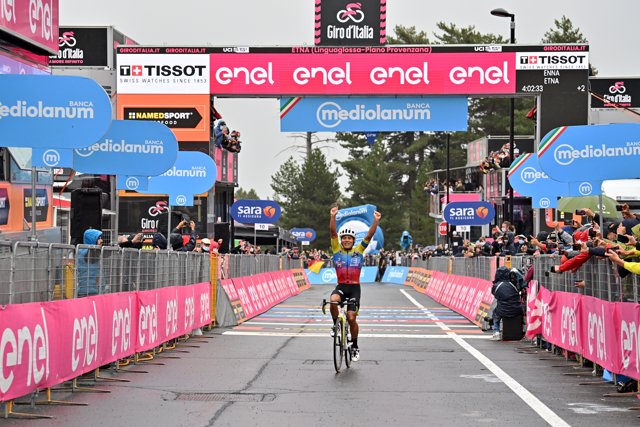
[490,266,524,340]
[77,229,103,297]
[169,220,196,252]
[152,233,167,250]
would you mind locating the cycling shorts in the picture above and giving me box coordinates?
[331,284,361,312]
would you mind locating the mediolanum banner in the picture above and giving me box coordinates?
[280,96,468,132]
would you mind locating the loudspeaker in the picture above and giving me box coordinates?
[70,188,104,245]
[214,222,230,253]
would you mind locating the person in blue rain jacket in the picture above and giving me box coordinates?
[77,229,103,297]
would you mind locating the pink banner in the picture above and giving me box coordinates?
[210,52,516,95]
[546,291,582,354]
[616,302,640,379]
[0,0,59,54]
[580,295,618,374]
[0,283,210,402]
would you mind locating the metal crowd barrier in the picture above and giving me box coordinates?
[0,241,212,304]
[408,254,639,304]
[220,254,302,279]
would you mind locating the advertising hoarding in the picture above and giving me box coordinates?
[118,94,210,142]
[280,96,468,132]
[315,0,385,46]
[589,78,640,109]
[0,0,59,54]
[538,123,640,182]
[230,199,282,224]
[0,74,112,148]
[117,54,210,94]
[443,201,495,226]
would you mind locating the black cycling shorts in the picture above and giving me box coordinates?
[331,284,361,312]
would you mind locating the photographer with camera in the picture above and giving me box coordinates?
[490,266,525,340]
[169,219,197,252]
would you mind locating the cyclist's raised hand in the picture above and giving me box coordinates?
[373,211,381,221]
[330,206,339,217]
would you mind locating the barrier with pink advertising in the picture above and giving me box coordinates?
[404,268,494,327]
[0,282,211,402]
[219,269,310,324]
[526,280,640,380]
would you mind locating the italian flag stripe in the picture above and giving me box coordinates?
[280,97,302,119]
[508,153,530,177]
[538,126,567,156]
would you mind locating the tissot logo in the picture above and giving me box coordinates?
[119,64,206,77]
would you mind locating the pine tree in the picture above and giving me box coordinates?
[234,188,260,200]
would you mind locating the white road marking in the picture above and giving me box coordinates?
[401,289,570,427]
[223,331,490,339]
[243,321,478,328]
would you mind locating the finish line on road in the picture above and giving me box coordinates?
[399,289,570,427]
[223,331,490,339]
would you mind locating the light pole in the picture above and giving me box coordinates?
[491,7,516,226]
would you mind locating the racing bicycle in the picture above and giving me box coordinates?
[322,298,356,373]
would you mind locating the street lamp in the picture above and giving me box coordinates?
[491,7,516,226]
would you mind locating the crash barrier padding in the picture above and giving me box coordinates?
[219,269,311,324]
[381,266,409,284]
[404,267,494,327]
[0,282,211,402]
[305,266,379,285]
[526,280,640,381]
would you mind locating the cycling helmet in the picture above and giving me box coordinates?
[339,228,356,239]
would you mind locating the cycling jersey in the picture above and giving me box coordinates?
[331,236,369,284]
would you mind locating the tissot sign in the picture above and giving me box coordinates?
[117,54,209,94]
[315,0,385,46]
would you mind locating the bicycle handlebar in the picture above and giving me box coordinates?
[321,298,356,315]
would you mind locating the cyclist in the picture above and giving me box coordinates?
[329,206,381,362]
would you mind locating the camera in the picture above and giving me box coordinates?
[616,205,624,212]
[575,209,586,215]
[563,219,573,226]
[617,234,630,244]
[588,229,597,238]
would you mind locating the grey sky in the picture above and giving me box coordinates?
[60,0,639,198]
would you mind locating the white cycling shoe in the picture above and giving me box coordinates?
[351,348,360,362]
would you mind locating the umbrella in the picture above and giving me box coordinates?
[557,195,621,219]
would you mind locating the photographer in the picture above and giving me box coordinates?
[490,266,525,340]
[169,219,197,252]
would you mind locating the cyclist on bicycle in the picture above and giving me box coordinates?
[329,206,381,362]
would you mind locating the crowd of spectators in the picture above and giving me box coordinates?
[424,178,482,195]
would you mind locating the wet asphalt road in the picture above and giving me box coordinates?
[5,283,639,426]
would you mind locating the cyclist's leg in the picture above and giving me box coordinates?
[330,285,344,323]
[346,285,361,347]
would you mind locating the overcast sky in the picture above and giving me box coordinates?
[60,0,639,198]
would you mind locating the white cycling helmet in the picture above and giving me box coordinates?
[339,228,356,239]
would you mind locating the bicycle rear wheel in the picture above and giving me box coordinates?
[344,321,352,368]
[333,317,343,373]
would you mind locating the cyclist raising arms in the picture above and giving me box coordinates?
[329,206,381,362]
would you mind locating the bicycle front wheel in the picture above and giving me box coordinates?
[333,317,343,373]
[344,321,352,368]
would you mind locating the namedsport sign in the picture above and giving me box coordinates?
[443,201,495,226]
[231,200,282,224]
[279,96,468,132]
